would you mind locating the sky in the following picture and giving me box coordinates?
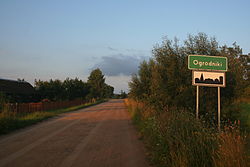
[0,0,250,93]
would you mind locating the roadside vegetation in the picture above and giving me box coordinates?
[127,33,249,166]
[2,68,114,103]
[126,99,248,167]
[0,68,112,135]
[0,99,106,135]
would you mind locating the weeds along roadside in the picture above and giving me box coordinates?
[0,99,106,135]
[124,99,249,167]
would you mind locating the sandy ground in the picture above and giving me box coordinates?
[0,99,150,167]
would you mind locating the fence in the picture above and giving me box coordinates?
[2,98,85,113]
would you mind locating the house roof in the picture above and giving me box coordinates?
[0,79,34,95]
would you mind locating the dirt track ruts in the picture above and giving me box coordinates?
[0,99,150,167]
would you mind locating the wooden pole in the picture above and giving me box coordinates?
[218,87,221,131]
[196,86,199,119]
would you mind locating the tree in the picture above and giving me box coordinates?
[87,68,106,99]
[63,78,90,100]
[129,32,249,117]
[103,84,114,98]
[0,92,7,111]
[34,78,90,101]
[35,79,63,101]
[17,78,26,82]
[128,74,143,100]
[120,90,127,99]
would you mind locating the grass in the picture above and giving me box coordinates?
[125,99,249,167]
[238,103,250,132]
[0,100,106,135]
[238,103,250,157]
[224,102,250,156]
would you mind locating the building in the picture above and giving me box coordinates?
[0,79,35,102]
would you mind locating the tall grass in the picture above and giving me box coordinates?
[213,126,248,167]
[125,99,249,167]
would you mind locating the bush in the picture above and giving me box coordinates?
[213,126,248,167]
[0,92,7,112]
[128,33,249,121]
[125,99,248,167]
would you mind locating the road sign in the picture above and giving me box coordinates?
[189,55,227,131]
[188,55,228,71]
[192,71,225,87]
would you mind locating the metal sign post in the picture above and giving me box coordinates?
[196,86,199,119]
[218,87,221,131]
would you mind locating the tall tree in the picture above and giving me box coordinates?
[35,78,90,101]
[87,68,106,99]
[63,78,90,100]
[103,84,114,98]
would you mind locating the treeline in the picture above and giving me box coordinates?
[35,68,114,101]
[129,33,249,120]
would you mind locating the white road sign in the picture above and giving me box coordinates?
[192,71,225,87]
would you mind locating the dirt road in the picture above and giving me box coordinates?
[0,99,149,167]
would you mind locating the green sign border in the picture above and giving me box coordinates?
[188,55,228,71]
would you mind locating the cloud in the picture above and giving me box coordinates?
[125,48,149,53]
[107,47,119,51]
[107,46,151,54]
[105,75,131,93]
[93,54,148,76]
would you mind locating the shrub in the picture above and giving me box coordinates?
[213,125,248,167]
[125,99,248,167]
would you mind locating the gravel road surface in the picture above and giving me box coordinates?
[0,99,149,167]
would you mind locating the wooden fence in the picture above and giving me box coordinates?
[2,99,85,113]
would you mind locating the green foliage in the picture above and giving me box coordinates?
[63,78,90,100]
[241,85,250,101]
[127,33,249,166]
[87,68,105,98]
[129,60,155,101]
[129,33,249,120]
[238,103,250,133]
[103,84,114,98]
[35,69,114,101]
[35,79,58,101]
[119,90,128,99]
[131,108,216,166]
[112,90,127,99]
[87,68,114,99]
[0,92,6,111]
[35,79,64,101]
[35,78,90,101]
[126,99,248,167]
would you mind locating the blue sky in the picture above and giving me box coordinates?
[0,0,249,93]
